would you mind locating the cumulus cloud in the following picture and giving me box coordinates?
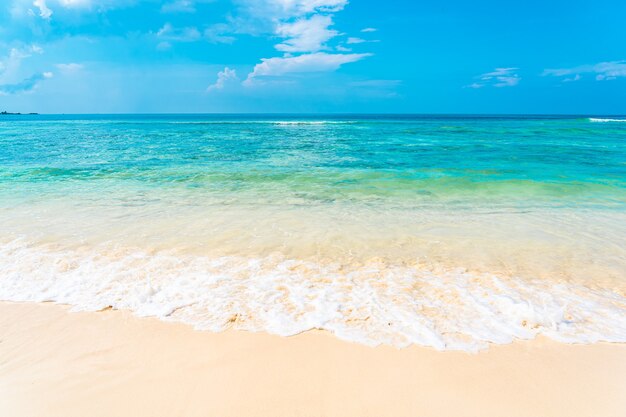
[231,0,348,51]
[239,0,373,85]
[468,67,520,88]
[33,0,53,19]
[207,67,238,91]
[543,61,626,81]
[244,52,370,85]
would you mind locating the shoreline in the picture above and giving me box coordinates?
[1,301,625,417]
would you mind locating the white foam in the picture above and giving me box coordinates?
[589,118,626,123]
[1,239,625,352]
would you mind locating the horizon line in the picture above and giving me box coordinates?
[4,112,626,117]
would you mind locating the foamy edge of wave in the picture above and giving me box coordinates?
[1,239,625,352]
[589,118,626,123]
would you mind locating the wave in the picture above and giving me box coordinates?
[589,118,626,123]
[164,120,356,126]
[1,239,624,352]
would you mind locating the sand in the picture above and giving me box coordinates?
[1,301,625,417]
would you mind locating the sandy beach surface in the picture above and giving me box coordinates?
[1,301,625,417]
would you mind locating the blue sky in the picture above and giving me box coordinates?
[1,0,625,114]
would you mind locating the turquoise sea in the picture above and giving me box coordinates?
[1,114,625,350]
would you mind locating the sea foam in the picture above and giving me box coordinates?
[589,118,626,123]
[1,239,624,352]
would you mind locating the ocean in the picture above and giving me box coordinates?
[1,114,625,351]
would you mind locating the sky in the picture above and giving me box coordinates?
[1,0,625,114]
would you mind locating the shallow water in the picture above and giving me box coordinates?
[1,114,625,350]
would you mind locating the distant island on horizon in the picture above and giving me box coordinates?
[1,111,38,115]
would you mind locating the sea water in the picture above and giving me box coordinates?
[1,114,625,351]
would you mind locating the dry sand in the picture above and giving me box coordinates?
[1,301,625,417]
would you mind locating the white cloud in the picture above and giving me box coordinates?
[236,0,347,19]
[543,61,626,81]
[156,22,235,45]
[291,0,347,13]
[157,23,202,42]
[207,67,238,91]
[20,0,131,20]
[0,45,44,83]
[361,27,377,33]
[244,52,371,85]
[0,46,52,95]
[56,63,84,73]
[275,15,337,53]
[33,0,52,19]
[229,0,349,40]
[468,67,520,88]
[346,37,365,44]
[57,0,91,6]
[562,74,581,83]
[234,0,373,86]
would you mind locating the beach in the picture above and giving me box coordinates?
[1,115,625,415]
[1,301,625,417]
[2,0,626,412]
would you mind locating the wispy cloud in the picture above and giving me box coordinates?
[543,61,626,81]
[236,0,348,18]
[204,24,236,44]
[0,72,52,95]
[244,52,371,85]
[275,14,338,53]
[207,67,238,91]
[0,45,45,82]
[360,27,377,33]
[468,67,520,88]
[155,23,235,46]
[156,23,202,42]
[56,63,84,73]
[57,0,92,7]
[346,37,366,44]
[28,0,126,19]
